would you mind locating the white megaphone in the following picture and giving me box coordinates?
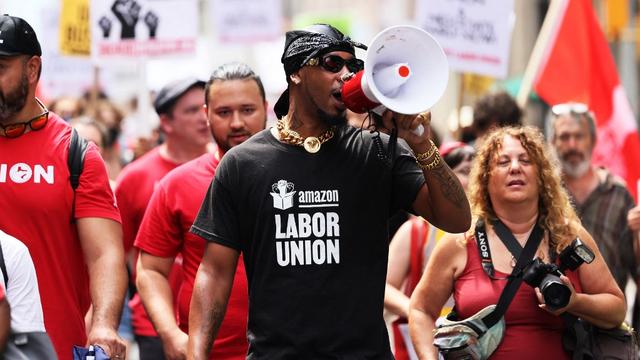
[341,25,449,135]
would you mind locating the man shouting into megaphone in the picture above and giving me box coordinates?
[187,23,471,360]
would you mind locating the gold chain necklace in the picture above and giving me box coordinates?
[276,117,335,153]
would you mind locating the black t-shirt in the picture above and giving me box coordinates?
[192,125,425,359]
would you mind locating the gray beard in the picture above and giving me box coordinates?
[562,157,591,178]
[0,72,29,121]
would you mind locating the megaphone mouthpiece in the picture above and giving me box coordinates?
[341,71,381,113]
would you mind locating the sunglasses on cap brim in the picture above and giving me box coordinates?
[306,54,364,74]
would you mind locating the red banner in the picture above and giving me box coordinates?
[534,0,640,200]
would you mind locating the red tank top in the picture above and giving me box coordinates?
[453,236,582,359]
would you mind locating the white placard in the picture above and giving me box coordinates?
[212,0,282,43]
[415,0,515,78]
[91,0,198,59]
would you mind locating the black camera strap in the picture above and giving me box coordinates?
[474,219,501,279]
[492,219,529,260]
[494,220,559,266]
[477,218,544,328]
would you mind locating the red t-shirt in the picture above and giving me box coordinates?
[116,147,181,253]
[454,238,582,360]
[115,147,182,337]
[0,113,120,359]
[135,152,249,359]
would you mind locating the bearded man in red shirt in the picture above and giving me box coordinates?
[0,15,126,359]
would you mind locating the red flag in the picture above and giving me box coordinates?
[534,0,640,200]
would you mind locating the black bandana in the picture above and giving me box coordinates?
[275,24,367,118]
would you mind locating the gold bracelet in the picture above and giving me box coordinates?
[414,140,437,162]
[417,150,442,171]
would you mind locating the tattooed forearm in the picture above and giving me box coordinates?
[427,163,467,209]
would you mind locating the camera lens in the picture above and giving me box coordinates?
[540,275,571,309]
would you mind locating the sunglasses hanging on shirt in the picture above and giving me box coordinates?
[0,98,49,138]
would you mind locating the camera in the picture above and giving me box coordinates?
[522,237,595,310]
[522,259,569,309]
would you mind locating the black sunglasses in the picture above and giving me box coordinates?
[307,54,364,74]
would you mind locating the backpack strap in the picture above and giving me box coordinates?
[0,241,8,289]
[68,128,89,222]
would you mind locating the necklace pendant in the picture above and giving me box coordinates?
[303,136,321,153]
[510,256,516,268]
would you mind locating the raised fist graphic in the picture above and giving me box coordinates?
[98,16,112,38]
[144,11,159,39]
[111,0,141,39]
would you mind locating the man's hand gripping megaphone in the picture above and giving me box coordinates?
[379,111,432,151]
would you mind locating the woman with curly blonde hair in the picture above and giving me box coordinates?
[409,126,625,360]
[468,126,578,253]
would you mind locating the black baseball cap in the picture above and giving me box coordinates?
[153,77,205,115]
[0,14,42,57]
